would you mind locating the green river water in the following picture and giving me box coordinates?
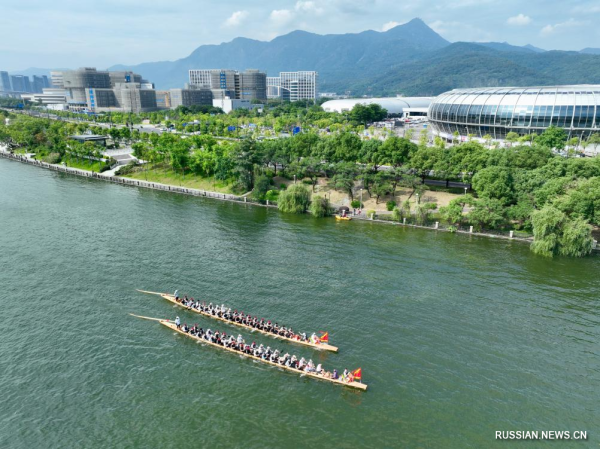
[0,158,598,448]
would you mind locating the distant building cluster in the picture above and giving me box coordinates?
[0,71,50,95]
[1,65,319,114]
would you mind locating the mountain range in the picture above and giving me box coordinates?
[12,19,600,97]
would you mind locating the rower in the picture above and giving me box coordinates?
[342,369,350,382]
[175,316,181,329]
[316,364,323,374]
[174,289,179,300]
[236,334,244,345]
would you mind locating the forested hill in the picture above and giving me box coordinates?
[355,43,600,96]
[108,18,600,96]
[109,18,451,90]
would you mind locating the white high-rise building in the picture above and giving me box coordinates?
[267,71,318,101]
[188,69,215,88]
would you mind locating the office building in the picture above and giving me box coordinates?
[23,76,32,93]
[54,67,158,113]
[155,91,171,109]
[20,88,69,107]
[32,75,45,93]
[85,83,157,113]
[10,75,27,93]
[50,71,64,88]
[213,98,263,114]
[428,85,600,140]
[189,69,267,101]
[0,71,11,91]
[62,67,111,103]
[169,87,213,109]
[267,72,318,101]
[238,69,267,101]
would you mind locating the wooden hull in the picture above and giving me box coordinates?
[137,289,339,352]
[155,317,367,391]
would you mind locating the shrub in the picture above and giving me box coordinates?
[116,161,138,176]
[280,183,287,190]
[391,207,400,221]
[277,184,311,213]
[309,195,331,217]
[252,174,271,200]
[42,153,62,164]
[366,209,376,219]
[100,164,111,173]
[386,200,397,211]
[265,190,279,202]
[350,199,363,209]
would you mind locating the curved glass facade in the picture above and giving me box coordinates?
[428,86,600,140]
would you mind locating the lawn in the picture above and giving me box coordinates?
[63,157,106,172]
[123,166,236,194]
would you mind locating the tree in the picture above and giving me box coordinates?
[309,195,331,217]
[468,198,505,230]
[483,134,493,148]
[277,184,311,213]
[530,205,593,257]
[381,137,416,168]
[372,173,393,204]
[359,139,384,169]
[415,202,437,225]
[553,177,600,225]
[439,202,464,226]
[330,173,355,200]
[252,173,271,200]
[472,166,514,205]
[534,126,567,150]
[297,157,323,192]
[349,103,387,125]
[505,132,519,145]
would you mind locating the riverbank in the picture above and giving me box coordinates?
[1,149,593,251]
[0,150,275,208]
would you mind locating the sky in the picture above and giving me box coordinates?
[1,0,599,71]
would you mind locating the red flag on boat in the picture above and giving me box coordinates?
[319,331,329,343]
[352,368,362,381]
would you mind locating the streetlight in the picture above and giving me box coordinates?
[360,188,363,212]
[416,192,420,204]
[464,187,467,196]
[294,174,296,184]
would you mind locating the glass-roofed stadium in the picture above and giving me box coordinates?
[427,85,600,140]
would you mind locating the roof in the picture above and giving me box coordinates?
[322,97,433,114]
[70,134,107,141]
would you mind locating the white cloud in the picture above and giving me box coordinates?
[540,18,584,36]
[270,9,294,26]
[295,1,324,15]
[572,3,600,14]
[507,14,531,26]
[382,21,401,32]
[224,10,248,27]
